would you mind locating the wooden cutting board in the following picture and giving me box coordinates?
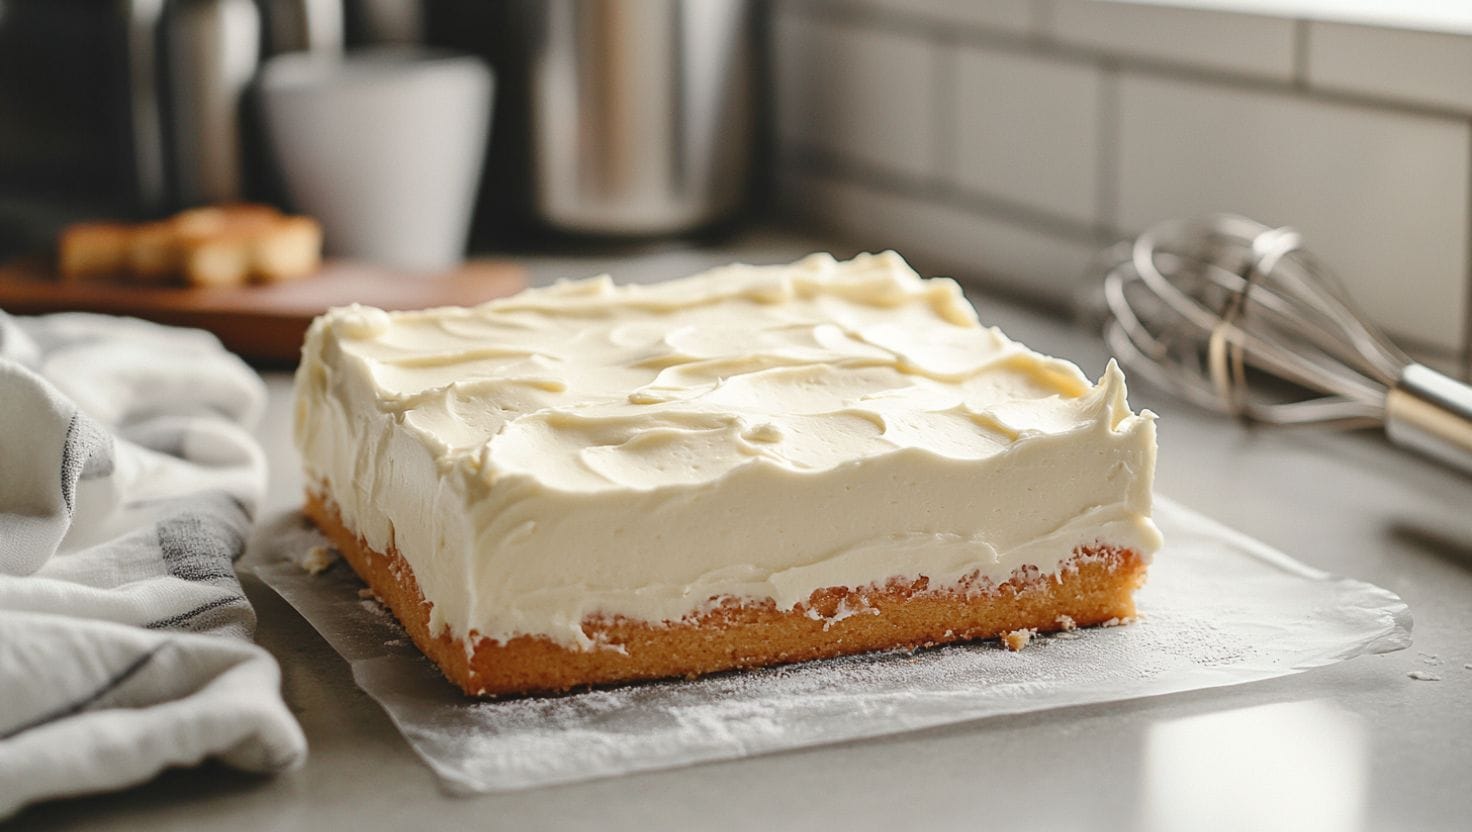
[0,258,526,365]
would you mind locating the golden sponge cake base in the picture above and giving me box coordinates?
[304,491,1148,697]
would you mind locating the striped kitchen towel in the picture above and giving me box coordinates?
[0,311,306,818]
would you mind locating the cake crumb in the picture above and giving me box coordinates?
[1407,671,1441,682]
[356,588,388,617]
[1419,652,1442,666]
[1100,616,1134,628]
[300,545,337,575]
[1001,628,1036,651]
[1055,614,1077,632]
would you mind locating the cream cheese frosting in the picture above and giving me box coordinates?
[294,251,1161,649]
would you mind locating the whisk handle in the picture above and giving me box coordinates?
[1385,364,1472,476]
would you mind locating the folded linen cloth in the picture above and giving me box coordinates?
[0,311,306,818]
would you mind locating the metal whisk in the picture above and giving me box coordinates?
[1100,214,1472,475]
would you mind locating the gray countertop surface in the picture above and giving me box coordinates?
[16,230,1472,831]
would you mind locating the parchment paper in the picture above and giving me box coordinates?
[253,497,1411,794]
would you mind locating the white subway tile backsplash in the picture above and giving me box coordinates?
[1308,23,1472,113]
[951,46,1102,225]
[772,10,939,181]
[834,0,1037,35]
[1049,0,1297,81]
[771,2,1472,356]
[1117,74,1470,348]
[782,169,1098,305]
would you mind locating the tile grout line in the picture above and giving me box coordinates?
[1028,0,1056,45]
[932,31,959,194]
[1464,122,1472,380]
[1292,19,1312,88]
[1094,59,1122,245]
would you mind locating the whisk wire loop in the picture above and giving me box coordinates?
[1100,213,1472,474]
[1103,214,1403,427]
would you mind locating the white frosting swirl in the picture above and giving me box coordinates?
[294,252,1161,648]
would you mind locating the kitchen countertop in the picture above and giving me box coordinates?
[15,229,1472,831]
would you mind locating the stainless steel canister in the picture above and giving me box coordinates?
[526,0,755,236]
